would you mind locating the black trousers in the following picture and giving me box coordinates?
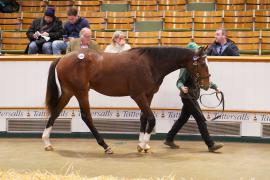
[166,97,214,147]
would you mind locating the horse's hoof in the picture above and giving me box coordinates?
[137,145,144,153]
[44,145,54,151]
[144,144,151,153]
[144,149,150,153]
[105,147,114,154]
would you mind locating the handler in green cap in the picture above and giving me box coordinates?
[164,42,224,152]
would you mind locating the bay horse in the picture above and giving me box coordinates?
[42,46,210,154]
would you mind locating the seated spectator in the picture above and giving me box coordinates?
[66,27,100,53]
[104,31,131,53]
[207,28,239,56]
[0,0,19,13]
[26,7,64,54]
[52,8,90,54]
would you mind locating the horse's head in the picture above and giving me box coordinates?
[191,46,211,90]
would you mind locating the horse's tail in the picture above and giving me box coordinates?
[45,58,61,115]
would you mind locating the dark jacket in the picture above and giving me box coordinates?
[206,39,239,56]
[25,17,64,53]
[26,17,64,42]
[64,17,89,38]
[177,69,217,100]
[0,0,19,13]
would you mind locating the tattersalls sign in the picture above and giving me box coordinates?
[257,113,270,123]
[0,110,24,118]
[0,109,268,122]
[0,108,269,137]
[209,112,250,121]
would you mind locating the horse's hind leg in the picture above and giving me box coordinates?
[76,92,113,154]
[42,93,71,151]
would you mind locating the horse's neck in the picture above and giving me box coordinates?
[151,57,183,85]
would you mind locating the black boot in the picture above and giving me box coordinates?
[208,143,224,152]
[164,140,180,149]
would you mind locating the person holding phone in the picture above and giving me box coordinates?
[52,7,89,54]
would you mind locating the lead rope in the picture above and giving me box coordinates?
[199,91,225,121]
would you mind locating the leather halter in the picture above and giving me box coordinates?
[192,54,211,82]
[192,54,224,121]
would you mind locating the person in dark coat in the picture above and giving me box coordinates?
[0,0,19,13]
[26,7,64,54]
[207,28,239,56]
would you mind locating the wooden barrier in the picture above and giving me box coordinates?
[0,55,270,137]
[1,55,270,62]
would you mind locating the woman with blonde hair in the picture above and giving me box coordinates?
[104,31,131,53]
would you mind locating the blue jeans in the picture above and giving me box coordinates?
[52,40,68,55]
[28,41,52,54]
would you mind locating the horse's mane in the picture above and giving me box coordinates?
[129,47,194,62]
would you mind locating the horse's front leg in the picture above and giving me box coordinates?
[143,111,156,152]
[133,94,155,153]
[138,112,149,152]
[76,93,113,154]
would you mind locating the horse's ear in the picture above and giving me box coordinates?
[197,46,204,56]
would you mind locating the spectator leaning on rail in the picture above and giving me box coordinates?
[25,7,64,54]
[207,28,239,56]
[66,27,101,53]
[164,42,224,153]
[52,8,90,54]
[104,31,131,53]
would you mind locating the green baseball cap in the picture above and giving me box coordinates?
[186,42,200,49]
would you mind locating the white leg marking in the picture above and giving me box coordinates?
[42,127,52,147]
[139,132,144,142]
[55,67,62,97]
[138,132,146,149]
[143,133,151,143]
[143,133,151,150]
